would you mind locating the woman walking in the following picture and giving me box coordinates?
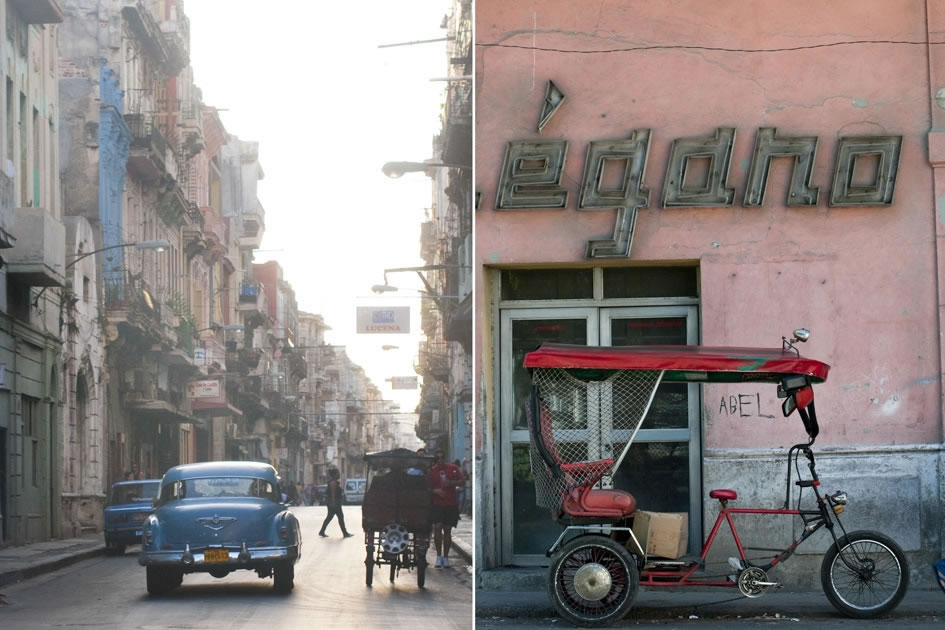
[319,468,353,538]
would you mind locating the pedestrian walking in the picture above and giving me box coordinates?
[431,450,464,567]
[319,468,353,538]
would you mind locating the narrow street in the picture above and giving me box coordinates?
[0,506,472,629]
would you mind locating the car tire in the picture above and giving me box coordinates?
[146,567,177,596]
[273,562,295,593]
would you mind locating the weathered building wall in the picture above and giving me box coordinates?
[475,0,945,588]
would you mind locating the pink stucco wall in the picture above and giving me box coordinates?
[476,0,944,449]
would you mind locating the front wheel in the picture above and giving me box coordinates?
[548,535,639,627]
[821,530,908,618]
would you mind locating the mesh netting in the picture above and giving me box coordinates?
[526,367,663,515]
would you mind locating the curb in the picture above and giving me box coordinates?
[0,544,106,588]
[452,536,473,566]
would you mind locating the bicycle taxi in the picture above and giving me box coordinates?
[362,448,434,588]
[524,330,909,626]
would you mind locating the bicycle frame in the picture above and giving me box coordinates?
[640,442,849,588]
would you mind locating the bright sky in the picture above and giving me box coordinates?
[185,0,450,414]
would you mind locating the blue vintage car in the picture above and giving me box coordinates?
[138,461,301,595]
[104,479,161,555]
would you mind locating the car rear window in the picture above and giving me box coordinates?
[157,477,279,504]
[108,482,159,506]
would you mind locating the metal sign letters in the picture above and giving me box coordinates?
[496,125,903,259]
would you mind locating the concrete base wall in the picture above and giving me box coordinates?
[59,494,104,538]
[704,444,943,590]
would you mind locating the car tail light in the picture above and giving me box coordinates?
[279,526,289,541]
[144,530,153,545]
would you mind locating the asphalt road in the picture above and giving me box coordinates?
[0,505,473,629]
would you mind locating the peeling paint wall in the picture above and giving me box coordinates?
[475,0,945,585]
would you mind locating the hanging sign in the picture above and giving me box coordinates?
[356,306,410,334]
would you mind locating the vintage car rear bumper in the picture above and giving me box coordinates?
[105,526,145,544]
[138,544,300,568]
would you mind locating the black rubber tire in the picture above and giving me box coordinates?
[821,530,908,618]
[417,558,426,589]
[273,563,295,594]
[146,567,175,596]
[114,544,126,556]
[366,556,374,587]
[548,535,639,627]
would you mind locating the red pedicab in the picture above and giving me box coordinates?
[524,330,908,626]
[362,448,434,588]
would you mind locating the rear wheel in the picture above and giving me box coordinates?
[273,563,295,594]
[548,535,639,627]
[821,530,908,618]
[365,541,375,587]
[105,542,126,556]
[146,567,177,596]
[417,557,427,589]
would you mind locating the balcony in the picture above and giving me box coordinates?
[121,2,186,76]
[160,11,190,76]
[5,208,65,287]
[237,281,267,318]
[125,114,178,183]
[240,202,265,249]
[416,342,450,382]
[441,81,472,168]
[419,221,437,263]
[10,0,63,24]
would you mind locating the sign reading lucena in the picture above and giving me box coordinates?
[495,128,903,259]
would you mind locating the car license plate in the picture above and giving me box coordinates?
[135,530,142,537]
[204,548,229,563]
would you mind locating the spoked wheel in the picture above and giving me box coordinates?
[821,530,908,618]
[548,535,639,627]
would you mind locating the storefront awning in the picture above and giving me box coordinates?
[126,400,201,425]
[191,399,243,417]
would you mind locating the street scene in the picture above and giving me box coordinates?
[0,506,473,629]
[0,0,472,627]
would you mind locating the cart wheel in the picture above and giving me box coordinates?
[548,535,639,627]
[390,562,397,583]
[365,542,375,587]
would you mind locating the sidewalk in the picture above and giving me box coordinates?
[450,511,473,566]
[0,535,104,588]
[476,586,945,621]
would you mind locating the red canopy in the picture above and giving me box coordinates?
[523,343,830,383]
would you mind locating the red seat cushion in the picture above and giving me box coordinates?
[709,489,737,501]
[582,489,637,515]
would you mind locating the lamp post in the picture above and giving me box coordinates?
[35,239,171,307]
[67,239,170,269]
[381,161,471,179]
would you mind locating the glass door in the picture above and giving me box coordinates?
[600,306,701,552]
[500,308,597,565]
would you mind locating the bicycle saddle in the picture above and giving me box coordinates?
[709,489,737,501]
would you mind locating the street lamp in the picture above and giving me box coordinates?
[67,239,170,269]
[381,160,471,178]
[371,265,468,297]
[35,239,171,307]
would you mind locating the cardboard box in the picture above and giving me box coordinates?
[632,511,688,559]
